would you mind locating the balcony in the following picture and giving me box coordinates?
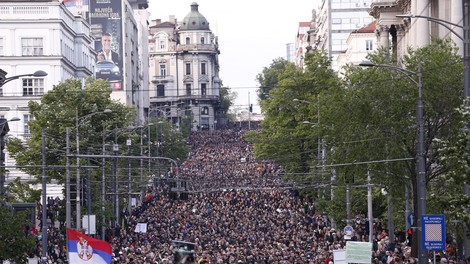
[151,75,174,83]
[175,44,217,53]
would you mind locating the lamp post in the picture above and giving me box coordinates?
[75,108,112,230]
[397,12,470,260]
[0,117,20,200]
[0,69,48,87]
[359,60,427,263]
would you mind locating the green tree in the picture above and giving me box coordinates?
[256,57,294,101]
[7,78,135,184]
[433,101,470,237]
[218,85,237,119]
[247,49,342,193]
[5,178,41,203]
[0,206,36,263]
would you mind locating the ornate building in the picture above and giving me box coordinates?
[148,2,221,131]
[369,0,463,61]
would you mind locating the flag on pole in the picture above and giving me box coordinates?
[67,228,112,264]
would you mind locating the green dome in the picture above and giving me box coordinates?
[180,2,210,31]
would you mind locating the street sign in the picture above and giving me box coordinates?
[408,213,415,225]
[344,225,354,236]
[422,214,446,250]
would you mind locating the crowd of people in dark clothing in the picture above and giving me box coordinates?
[21,122,466,263]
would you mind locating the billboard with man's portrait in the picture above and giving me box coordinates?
[89,0,123,90]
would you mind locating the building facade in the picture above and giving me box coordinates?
[370,0,463,62]
[337,21,377,69]
[309,0,374,70]
[148,2,221,131]
[0,0,95,181]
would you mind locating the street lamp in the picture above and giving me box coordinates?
[397,13,470,259]
[74,108,112,231]
[0,69,48,87]
[359,60,427,263]
[0,117,20,200]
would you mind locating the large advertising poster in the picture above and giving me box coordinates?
[89,0,123,90]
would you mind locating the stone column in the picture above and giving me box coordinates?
[414,0,430,47]
[451,0,464,56]
[376,25,390,50]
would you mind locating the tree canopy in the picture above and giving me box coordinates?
[249,39,468,242]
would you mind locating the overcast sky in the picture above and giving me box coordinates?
[148,0,321,113]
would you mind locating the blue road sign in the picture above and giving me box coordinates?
[421,214,446,250]
[408,213,415,225]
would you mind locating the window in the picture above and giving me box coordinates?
[186,84,191,95]
[23,78,45,96]
[185,63,191,75]
[157,84,165,97]
[332,18,341,24]
[185,37,190,45]
[23,114,33,134]
[201,37,205,44]
[201,62,206,75]
[160,64,166,76]
[159,40,165,49]
[366,40,373,51]
[201,83,207,95]
[21,37,44,56]
[0,38,4,55]
[201,106,209,115]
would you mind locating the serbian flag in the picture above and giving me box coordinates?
[67,228,112,264]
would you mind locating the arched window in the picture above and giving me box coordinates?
[185,37,190,45]
[201,106,209,115]
[201,37,205,44]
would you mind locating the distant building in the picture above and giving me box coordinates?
[286,43,295,63]
[337,21,377,71]
[294,22,312,68]
[148,2,221,131]
[308,0,374,71]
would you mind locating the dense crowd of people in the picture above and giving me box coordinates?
[22,122,466,263]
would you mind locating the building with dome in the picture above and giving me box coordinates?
[148,2,221,131]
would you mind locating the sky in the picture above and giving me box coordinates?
[148,0,321,113]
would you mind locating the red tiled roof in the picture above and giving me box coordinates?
[353,20,376,33]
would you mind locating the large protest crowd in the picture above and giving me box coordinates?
[22,122,465,263]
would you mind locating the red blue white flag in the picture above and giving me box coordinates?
[67,228,112,264]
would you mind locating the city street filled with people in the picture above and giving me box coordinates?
[29,122,462,263]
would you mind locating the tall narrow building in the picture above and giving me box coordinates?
[310,0,374,70]
[148,2,221,131]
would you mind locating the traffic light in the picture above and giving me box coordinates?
[406,229,413,246]
[249,104,253,112]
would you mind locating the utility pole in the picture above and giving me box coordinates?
[66,128,71,229]
[41,129,47,263]
[367,170,373,243]
[463,0,470,259]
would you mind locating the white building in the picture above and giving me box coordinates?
[0,0,150,183]
[0,1,95,181]
[294,22,312,68]
[310,0,374,71]
[337,21,377,70]
[370,0,463,61]
[148,2,221,131]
